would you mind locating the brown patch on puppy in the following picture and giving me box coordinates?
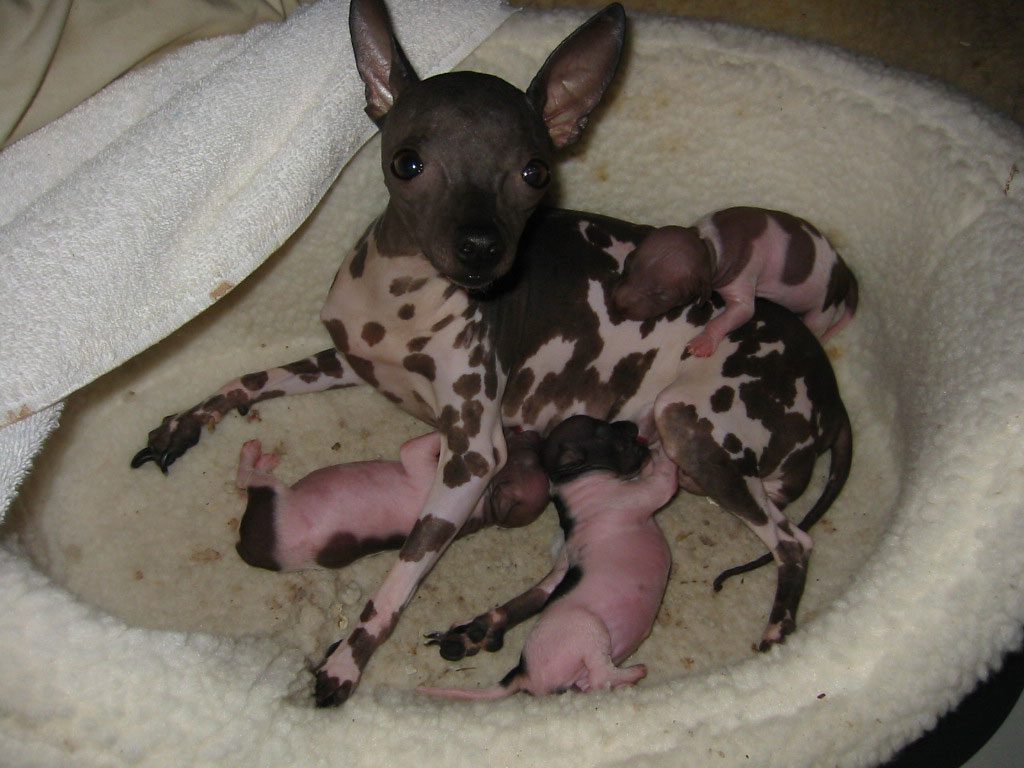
[775,213,815,286]
[398,303,416,320]
[236,486,280,571]
[316,533,406,568]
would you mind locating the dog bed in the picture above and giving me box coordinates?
[2,2,1022,766]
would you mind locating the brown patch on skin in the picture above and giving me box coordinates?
[315,532,406,568]
[431,315,455,333]
[324,318,350,353]
[502,367,535,418]
[382,391,403,405]
[464,451,490,477]
[346,355,378,387]
[443,455,471,487]
[401,515,458,562]
[710,208,768,286]
[210,281,235,301]
[348,238,369,279]
[360,601,378,623]
[407,336,430,352]
[710,385,735,413]
[315,349,345,378]
[282,358,318,383]
[403,353,436,381]
[461,399,483,437]
[722,433,742,453]
[389,276,430,296]
[605,350,658,418]
[453,373,482,399]
[775,213,815,286]
[236,486,281,571]
[822,256,859,313]
[348,628,377,671]
[241,371,269,391]
[469,344,485,367]
[361,322,386,346]
[398,303,415,320]
[437,405,460,438]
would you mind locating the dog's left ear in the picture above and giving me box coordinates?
[349,0,420,125]
[526,3,626,149]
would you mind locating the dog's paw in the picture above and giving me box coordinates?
[313,641,361,708]
[424,616,506,661]
[130,409,210,473]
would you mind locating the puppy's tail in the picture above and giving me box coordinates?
[417,683,514,701]
[713,406,852,591]
[418,659,526,701]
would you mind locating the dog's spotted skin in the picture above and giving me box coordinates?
[132,0,853,706]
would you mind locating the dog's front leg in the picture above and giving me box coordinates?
[132,348,362,472]
[313,417,507,707]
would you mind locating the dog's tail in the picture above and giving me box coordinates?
[713,405,853,591]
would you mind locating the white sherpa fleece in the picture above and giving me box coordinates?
[1,7,1023,768]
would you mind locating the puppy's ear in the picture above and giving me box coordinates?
[349,0,420,125]
[526,4,626,149]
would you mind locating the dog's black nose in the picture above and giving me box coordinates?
[455,226,503,270]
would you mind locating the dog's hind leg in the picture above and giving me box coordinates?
[655,392,812,651]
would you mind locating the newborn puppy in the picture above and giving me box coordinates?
[234,428,549,572]
[612,207,859,356]
[420,415,678,700]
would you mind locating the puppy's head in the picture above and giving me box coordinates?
[541,414,649,483]
[350,0,627,291]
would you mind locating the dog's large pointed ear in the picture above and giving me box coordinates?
[349,0,420,125]
[526,3,626,149]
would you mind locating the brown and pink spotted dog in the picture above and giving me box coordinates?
[611,209,859,357]
[132,0,853,706]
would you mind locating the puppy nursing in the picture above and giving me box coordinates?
[421,415,678,699]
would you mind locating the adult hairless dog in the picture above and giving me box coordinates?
[132,0,853,706]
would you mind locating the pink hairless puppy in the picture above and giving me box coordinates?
[420,415,678,700]
[234,428,550,572]
[612,207,859,356]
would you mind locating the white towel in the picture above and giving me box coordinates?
[0,0,513,511]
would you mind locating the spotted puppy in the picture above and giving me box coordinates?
[233,429,549,571]
[133,0,853,706]
[612,208,859,357]
[421,415,677,700]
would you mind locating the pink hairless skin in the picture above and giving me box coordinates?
[234,428,550,572]
[420,415,678,700]
[612,207,859,357]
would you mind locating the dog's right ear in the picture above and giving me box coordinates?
[349,0,419,125]
[526,3,626,149]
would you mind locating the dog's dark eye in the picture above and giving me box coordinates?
[391,149,424,180]
[521,159,550,189]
